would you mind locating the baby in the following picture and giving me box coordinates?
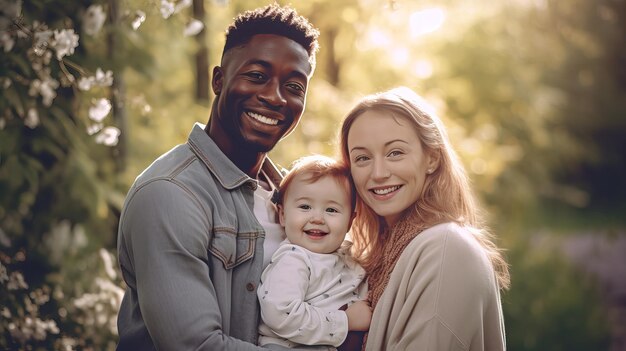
[258,155,371,350]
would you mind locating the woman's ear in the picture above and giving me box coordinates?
[427,151,441,173]
[212,66,223,95]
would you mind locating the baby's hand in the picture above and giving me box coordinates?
[345,300,372,331]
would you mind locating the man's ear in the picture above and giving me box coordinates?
[277,204,286,227]
[212,66,223,95]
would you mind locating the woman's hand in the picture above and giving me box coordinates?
[345,300,372,331]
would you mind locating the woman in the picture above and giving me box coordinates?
[339,87,510,350]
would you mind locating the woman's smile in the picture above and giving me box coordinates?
[348,110,433,226]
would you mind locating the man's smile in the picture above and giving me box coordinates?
[247,111,279,126]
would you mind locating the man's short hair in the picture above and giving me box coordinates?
[223,3,320,71]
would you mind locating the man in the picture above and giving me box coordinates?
[116,4,319,350]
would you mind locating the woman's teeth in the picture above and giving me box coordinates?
[372,186,400,195]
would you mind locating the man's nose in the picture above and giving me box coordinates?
[258,79,287,108]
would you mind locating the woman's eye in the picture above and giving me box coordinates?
[354,155,369,163]
[388,150,404,157]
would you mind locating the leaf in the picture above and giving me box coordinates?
[2,85,25,117]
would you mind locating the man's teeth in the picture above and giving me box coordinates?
[373,186,400,195]
[248,112,278,125]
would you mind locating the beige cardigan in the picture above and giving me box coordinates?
[365,222,506,351]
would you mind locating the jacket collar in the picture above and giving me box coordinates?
[186,123,255,190]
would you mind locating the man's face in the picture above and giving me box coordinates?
[211,34,312,153]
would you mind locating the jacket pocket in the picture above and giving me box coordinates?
[209,227,258,269]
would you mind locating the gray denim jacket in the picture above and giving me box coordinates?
[117,123,277,350]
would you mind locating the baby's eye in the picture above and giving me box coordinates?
[298,204,311,210]
[326,208,339,213]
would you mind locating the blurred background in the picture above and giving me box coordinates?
[1,0,625,350]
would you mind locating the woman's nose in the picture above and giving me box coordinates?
[371,158,390,181]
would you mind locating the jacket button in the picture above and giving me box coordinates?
[246,283,255,291]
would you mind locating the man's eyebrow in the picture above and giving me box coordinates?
[245,59,309,80]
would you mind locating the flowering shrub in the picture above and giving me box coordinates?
[0,0,212,348]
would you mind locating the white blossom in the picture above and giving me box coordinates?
[0,262,8,284]
[184,19,204,37]
[1,307,10,319]
[174,0,192,14]
[0,31,14,52]
[88,98,111,122]
[28,76,59,106]
[86,123,103,135]
[0,76,10,89]
[95,126,121,146]
[24,108,39,128]
[94,68,113,86]
[78,76,93,91]
[9,316,59,343]
[160,0,175,19]
[83,4,106,36]
[131,10,146,30]
[33,29,53,56]
[78,68,113,91]
[7,271,28,290]
[99,249,117,280]
[52,29,79,60]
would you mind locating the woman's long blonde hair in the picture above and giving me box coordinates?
[339,87,510,289]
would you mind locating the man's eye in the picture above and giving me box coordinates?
[246,72,265,80]
[286,82,305,94]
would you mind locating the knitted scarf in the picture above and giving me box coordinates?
[366,208,425,310]
[362,208,426,349]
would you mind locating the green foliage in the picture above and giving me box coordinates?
[503,236,610,350]
[0,0,141,349]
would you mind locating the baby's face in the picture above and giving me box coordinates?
[278,175,353,254]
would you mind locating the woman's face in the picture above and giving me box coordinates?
[347,110,433,227]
